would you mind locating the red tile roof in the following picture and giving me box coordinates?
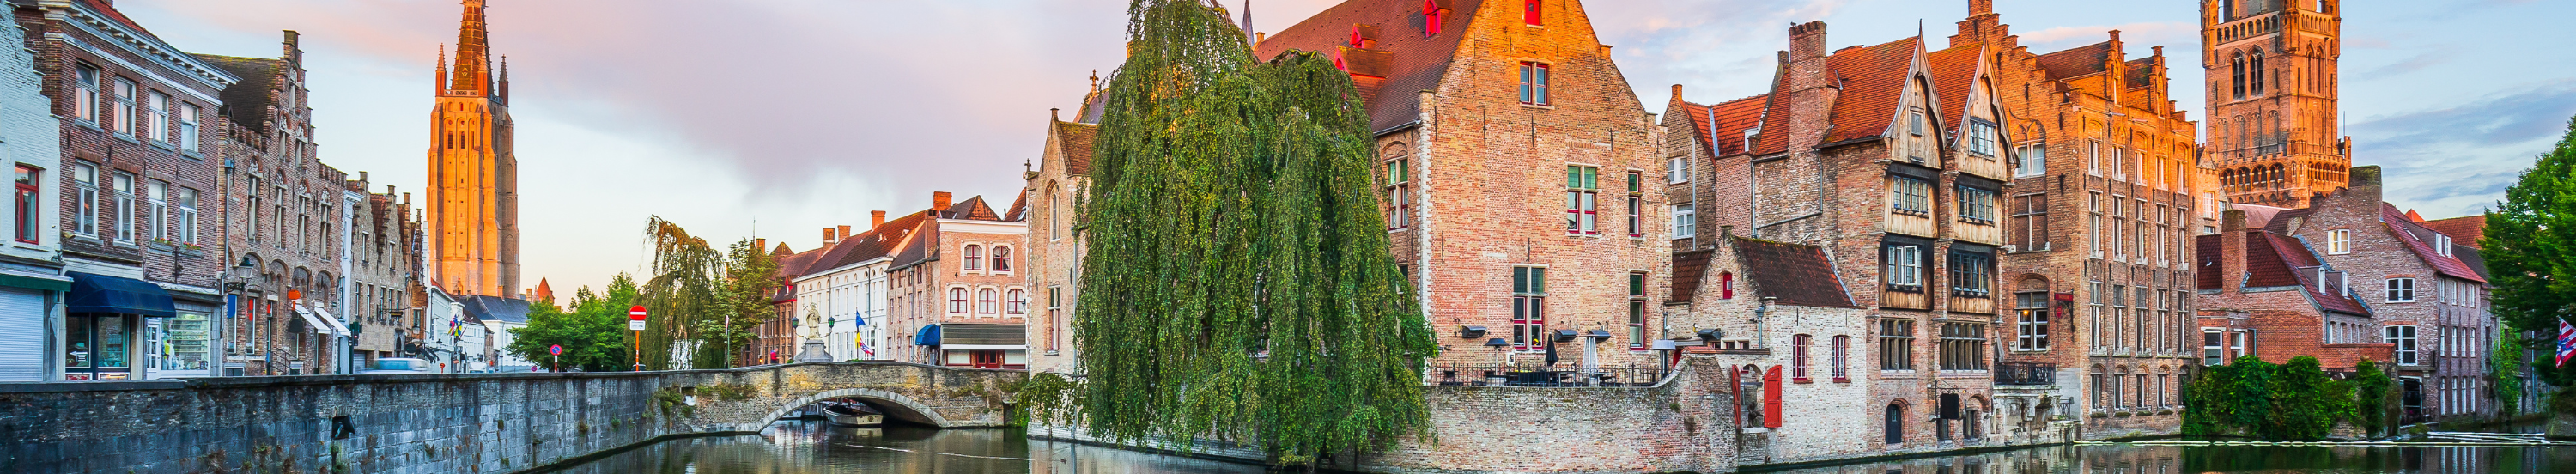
[2234,204,2293,229]
[2196,234,2223,289]
[1052,121,1098,177]
[2418,215,2486,249]
[1925,43,1984,138]
[1819,37,1923,144]
[2379,204,2485,283]
[2243,232,2371,316]
[1256,0,1485,134]
[2034,41,2111,80]
[1005,191,1029,222]
[76,0,160,41]
[1678,95,1769,157]
[1730,237,1857,308]
[1669,249,1712,302]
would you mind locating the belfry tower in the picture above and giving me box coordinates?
[428,0,519,298]
[2203,0,2348,207]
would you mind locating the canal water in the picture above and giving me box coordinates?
[544,420,2572,473]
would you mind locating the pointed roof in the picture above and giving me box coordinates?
[2239,232,2370,316]
[448,0,495,95]
[1819,37,1924,144]
[1675,94,1769,157]
[1924,42,1985,137]
[941,196,1004,221]
[1005,191,1030,222]
[2418,215,2487,249]
[1050,120,1099,177]
[1729,237,1858,308]
[1255,0,1485,134]
[2380,204,2485,283]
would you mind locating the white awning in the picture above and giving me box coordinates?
[940,344,1029,351]
[310,306,352,337]
[295,306,349,337]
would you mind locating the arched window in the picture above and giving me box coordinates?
[978,288,998,314]
[1886,402,1906,444]
[1046,182,1063,240]
[1005,289,1027,314]
[1791,334,1813,381]
[2249,50,2266,95]
[2229,52,2245,99]
[963,245,983,271]
[992,246,1012,272]
[947,288,968,313]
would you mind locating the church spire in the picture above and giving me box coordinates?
[434,45,448,94]
[498,55,510,104]
[450,0,491,96]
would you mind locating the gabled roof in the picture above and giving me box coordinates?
[1669,249,1712,302]
[805,210,929,278]
[2234,204,2293,229]
[2257,206,2312,234]
[195,55,283,135]
[2033,41,2112,80]
[1255,0,1485,134]
[2243,232,2370,316]
[1677,95,1768,157]
[1819,37,1924,144]
[1730,237,1858,308]
[2418,215,2486,249]
[942,196,1003,221]
[1005,191,1029,222]
[2380,204,2486,283]
[1050,120,1099,177]
[2123,57,2157,90]
[1924,42,1984,137]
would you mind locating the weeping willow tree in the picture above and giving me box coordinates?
[1050,0,1436,465]
[634,216,780,369]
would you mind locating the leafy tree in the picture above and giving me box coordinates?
[634,216,784,369]
[507,274,641,372]
[1043,0,1437,465]
[2484,115,2576,386]
[2491,326,2527,414]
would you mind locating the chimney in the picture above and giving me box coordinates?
[2349,165,2383,204]
[872,210,887,229]
[1969,0,1993,15]
[2220,210,2249,292]
[837,225,853,240]
[1788,21,1828,62]
[1670,84,1684,103]
[358,171,368,184]
[756,238,767,252]
[823,228,839,246]
[933,191,953,216]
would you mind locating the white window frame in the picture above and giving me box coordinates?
[1671,204,1695,238]
[178,103,200,152]
[2014,143,2047,178]
[111,172,134,243]
[71,163,96,236]
[145,179,166,241]
[2385,325,2418,365]
[2386,277,2415,302]
[1668,157,1686,184]
[2326,229,2351,254]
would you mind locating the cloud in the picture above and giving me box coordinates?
[2362,49,2451,77]
[2352,80,2576,148]
[2352,79,2576,214]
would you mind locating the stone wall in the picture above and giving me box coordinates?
[0,362,1017,473]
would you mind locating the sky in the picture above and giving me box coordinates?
[115,0,2576,294]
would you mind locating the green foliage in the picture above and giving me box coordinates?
[507,274,641,372]
[2491,326,2528,414]
[1052,0,1437,464]
[634,216,785,369]
[2184,356,2395,440]
[696,383,758,402]
[2551,386,2576,416]
[2484,115,2576,386]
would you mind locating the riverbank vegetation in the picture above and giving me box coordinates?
[1024,0,1437,466]
[2483,116,2576,411]
[2183,356,2397,440]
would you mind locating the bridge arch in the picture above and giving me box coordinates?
[759,387,954,428]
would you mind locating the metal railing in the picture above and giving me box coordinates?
[1993,362,2056,386]
[1426,365,1669,388]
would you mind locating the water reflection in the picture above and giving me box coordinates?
[540,421,1268,474]
[1760,443,2574,474]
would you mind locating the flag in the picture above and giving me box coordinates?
[2556,319,2575,367]
[849,311,866,327]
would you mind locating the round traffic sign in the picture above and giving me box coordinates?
[629,306,648,321]
[550,344,563,356]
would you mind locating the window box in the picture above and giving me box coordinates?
[2089,413,2109,419]
[1832,377,1850,383]
[1794,377,1812,384]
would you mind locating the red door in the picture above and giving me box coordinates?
[971,351,1003,369]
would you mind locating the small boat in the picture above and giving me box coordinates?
[821,403,884,427]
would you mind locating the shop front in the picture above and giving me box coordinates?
[0,271,65,381]
[148,295,221,379]
[63,272,174,380]
[933,323,1027,370]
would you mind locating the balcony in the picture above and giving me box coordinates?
[1994,362,2056,386]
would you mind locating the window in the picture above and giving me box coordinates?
[1627,299,1645,349]
[1511,267,1546,352]
[963,244,983,271]
[1907,111,1930,161]
[2015,292,2050,349]
[1046,286,1063,351]
[146,179,166,240]
[1005,289,1027,315]
[2230,52,2245,99]
[1792,334,1813,381]
[1940,323,1987,370]
[111,173,133,243]
[73,64,99,123]
[2013,194,2050,251]
[12,166,33,244]
[1564,166,1596,234]
[2385,325,2417,365]
[1959,186,1996,223]
[1387,159,1411,229]
[1670,204,1694,238]
[1626,196,1642,238]
[1522,0,1541,26]
[992,246,1012,272]
[145,91,169,143]
[2248,51,2266,95]
[2326,229,2350,254]
[978,289,998,314]
[1891,177,1931,215]
[1967,120,1998,156]
[112,78,135,135]
[2386,277,2415,302]
[1518,62,1550,106]
[2087,140,2102,175]
[1668,158,1686,184]
[2203,330,2226,365]
[2435,234,2451,256]
[2015,144,2047,177]
[947,288,968,313]
[1831,336,1850,380]
[1949,252,1991,297]
[1718,272,1735,300]
[1880,318,1915,371]
[178,103,200,152]
[1883,244,1923,290]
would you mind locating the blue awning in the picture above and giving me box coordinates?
[67,272,175,318]
[917,324,942,346]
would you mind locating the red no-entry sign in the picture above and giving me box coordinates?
[629,306,648,331]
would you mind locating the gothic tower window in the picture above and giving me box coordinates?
[2229,52,2245,100]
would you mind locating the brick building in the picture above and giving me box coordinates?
[199,32,366,376]
[340,173,417,367]
[1662,17,2025,459]
[427,0,519,299]
[1022,86,1099,374]
[0,0,64,383]
[1254,0,1669,370]
[19,0,234,380]
[2194,209,2388,374]
[2226,166,2496,422]
[2204,0,2349,207]
[882,191,1028,368]
[1940,0,2210,439]
[783,214,920,364]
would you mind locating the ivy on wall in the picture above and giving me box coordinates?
[2183,356,2396,440]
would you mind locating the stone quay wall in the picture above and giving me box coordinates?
[0,362,1018,473]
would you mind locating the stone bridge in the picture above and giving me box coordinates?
[0,362,1024,473]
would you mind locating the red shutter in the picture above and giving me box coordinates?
[1763,366,1784,428]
